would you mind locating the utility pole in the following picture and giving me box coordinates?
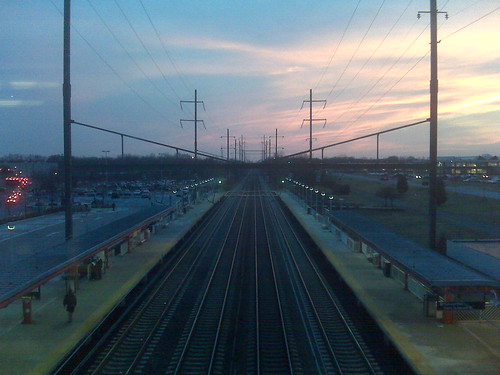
[274,128,284,158]
[220,129,234,161]
[63,0,72,240]
[419,1,447,250]
[275,128,278,159]
[301,89,326,160]
[121,135,124,158]
[268,136,272,160]
[262,135,273,161]
[239,135,245,162]
[102,150,110,198]
[180,89,205,159]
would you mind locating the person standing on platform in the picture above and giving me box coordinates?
[63,289,77,323]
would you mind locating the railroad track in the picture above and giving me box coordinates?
[66,174,386,374]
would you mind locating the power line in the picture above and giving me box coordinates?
[350,50,430,125]
[47,0,176,125]
[138,0,193,94]
[325,0,387,101]
[442,5,500,41]
[113,0,183,102]
[86,0,177,107]
[314,0,362,91]
[325,0,413,107]
[332,22,429,130]
[345,4,500,128]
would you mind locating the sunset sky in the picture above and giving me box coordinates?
[1,0,499,160]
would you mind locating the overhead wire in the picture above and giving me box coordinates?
[350,50,430,125]
[313,0,362,91]
[341,2,500,130]
[47,0,177,126]
[325,0,387,102]
[325,0,413,112]
[441,5,500,41]
[138,0,193,95]
[112,0,183,104]
[332,20,428,131]
[86,0,177,108]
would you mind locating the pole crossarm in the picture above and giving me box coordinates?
[283,118,430,158]
[71,120,227,162]
[180,100,206,111]
[180,89,205,159]
[301,119,327,128]
[300,99,327,110]
[301,89,327,160]
[180,119,206,129]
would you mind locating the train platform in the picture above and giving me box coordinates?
[0,197,218,375]
[280,192,499,375]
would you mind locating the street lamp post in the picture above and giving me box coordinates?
[102,150,110,203]
[7,223,15,264]
[329,195,334,229]
[321,192,326,222]
[309,187,313,211]
[320,192,325,214]
[314,189,319,218]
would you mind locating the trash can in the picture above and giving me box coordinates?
[22,298,33,324]
[383,260,391,277]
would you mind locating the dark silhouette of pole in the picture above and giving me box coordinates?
[301,89,326,160]
[180,89,205,159]
[376,134,380,162]
[309,90,312,160]
[121,134,124,158]
[63,0,73,240]
[195,89,198,159]
[220,129,234,161]
[419,1,447,249]
[429,0,438,250]
[275,128,278,158]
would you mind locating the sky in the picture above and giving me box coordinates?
[1,0,499,161]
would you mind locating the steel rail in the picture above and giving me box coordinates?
[264,193,332,373]
[83,197,233,374]
[271,199,344,373]
[274,198,379,374]
[254,191,261,375]
[256,185,294,373]
[206,193,251,373]
[123,198,236,375]
[173,193,249,374]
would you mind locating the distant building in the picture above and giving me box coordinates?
[438,156,499,176]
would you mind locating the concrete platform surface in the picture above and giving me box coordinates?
[280,192,499,375]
